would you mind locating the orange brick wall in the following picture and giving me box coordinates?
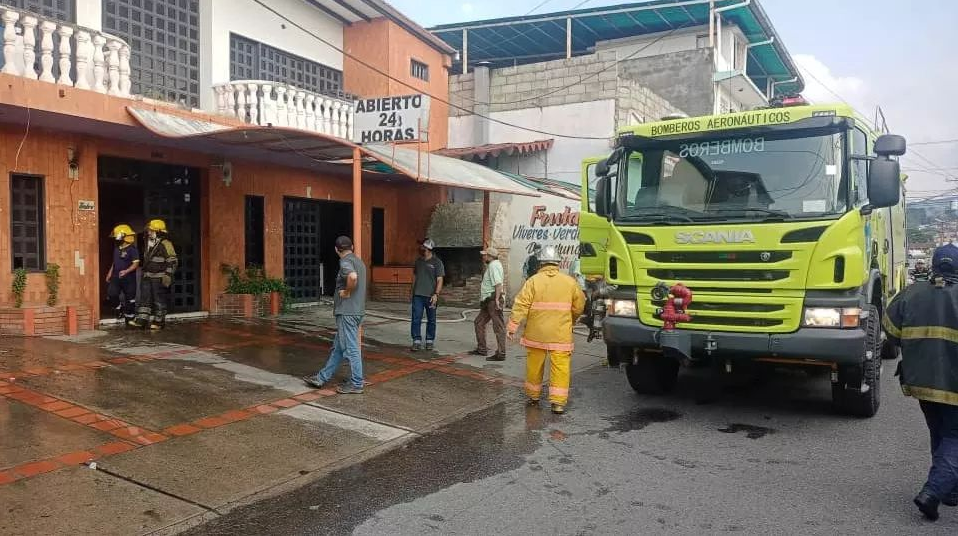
[0,126,445,322]
[344,18,452,150]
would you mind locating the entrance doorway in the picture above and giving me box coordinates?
[97,157,202,318]
[283,197,351,302]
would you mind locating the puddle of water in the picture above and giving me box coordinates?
[605,407,682,433]
[717,423,775,439]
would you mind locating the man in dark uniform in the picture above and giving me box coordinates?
[128,219,177,330]
[884,243,958,521]
[105,224,140,323]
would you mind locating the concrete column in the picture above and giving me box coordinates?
[75,0,102,31]
[473,64,491,146]
[566,17,572,59]
[352,147,363,257]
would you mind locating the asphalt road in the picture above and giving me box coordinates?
[189,359,958,535]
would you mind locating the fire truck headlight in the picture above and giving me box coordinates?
[803,307,861,328]
[608,299,637,317]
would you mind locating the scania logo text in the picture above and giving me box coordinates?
[674,230,756,244]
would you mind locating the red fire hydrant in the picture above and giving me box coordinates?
[654,283,693,331]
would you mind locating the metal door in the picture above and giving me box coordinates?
[283,198,323,302]
[98,157,202,313]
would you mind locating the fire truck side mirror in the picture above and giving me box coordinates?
[595,176,611,218]
[867,157,901,209]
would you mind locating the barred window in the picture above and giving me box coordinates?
[103,0,201,108]
[7,0,75,22]
[411,59,429,82]
[10,174,46,271]
[230,34,345,98]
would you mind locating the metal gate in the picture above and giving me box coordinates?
[283,198,323,302]
[98,157,202,312]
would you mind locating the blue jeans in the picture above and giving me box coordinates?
[919,400,958,500]
[313,314,364,389]
[411,295,437,343]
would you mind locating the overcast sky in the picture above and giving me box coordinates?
[390,0,958,199]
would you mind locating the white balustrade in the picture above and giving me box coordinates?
[0,6,133,96]
[210,81,356,142]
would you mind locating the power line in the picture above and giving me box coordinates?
[911,138,958,147]
[250,0,609,141]
[524,0,556,15]
[799,67,957,180]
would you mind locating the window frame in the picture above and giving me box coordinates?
[229,33,346,99]
[9,173,47,273]
[410,59,430,82]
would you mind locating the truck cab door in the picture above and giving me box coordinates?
[579,157,610,279]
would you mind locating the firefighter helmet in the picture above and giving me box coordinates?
[538,245,562,265]
[110,224,136,244]
[146,219,168,233]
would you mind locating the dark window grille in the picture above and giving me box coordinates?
[245,196,265,268]
[10,174,46,271]
[410,59,429,82]
[103,0,200,107]
[371,207,385,266]
[7,0,75,22]
[229,33,347,99]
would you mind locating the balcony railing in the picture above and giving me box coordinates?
[213,81,354,140]
[1,6,132,96]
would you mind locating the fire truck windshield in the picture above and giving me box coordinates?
[615,129,848,223]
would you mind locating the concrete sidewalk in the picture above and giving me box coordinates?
[0,302,606,535]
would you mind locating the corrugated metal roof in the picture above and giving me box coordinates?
[435,139,554,160]
[128,108,540,197]
[429,0,803,96]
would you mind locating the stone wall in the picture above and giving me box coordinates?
[615,78,680,129]
[618,48,714,118]
[448,49,685,134]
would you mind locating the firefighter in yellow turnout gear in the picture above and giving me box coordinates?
[507,245,586,414]
[128,219,177,330]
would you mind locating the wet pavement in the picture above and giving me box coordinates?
[0,304,606,535]
[189,359,958,536]
[6,304,955,535]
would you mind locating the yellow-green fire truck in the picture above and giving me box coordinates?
[580,102,907,417]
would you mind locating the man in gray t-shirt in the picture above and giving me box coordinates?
[304,236,367,394]
[410,238,445,352]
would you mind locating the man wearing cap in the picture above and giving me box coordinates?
[473,247,507,361]
[884,243,958,521]
[304,236,368,394]
[410,238,445,352]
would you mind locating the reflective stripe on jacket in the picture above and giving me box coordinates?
[883,279,958,406]
[143,238,178,279]
[508,265,586,351]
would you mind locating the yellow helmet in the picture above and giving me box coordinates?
[111,224,136,244]
[146,219,167,233]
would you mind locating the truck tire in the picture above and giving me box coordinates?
[607,346,630,368]
[626,355,679,395]
[831,305,881,418]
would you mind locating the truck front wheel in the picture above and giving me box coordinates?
[831,305,882,417]
[626,355,680,395]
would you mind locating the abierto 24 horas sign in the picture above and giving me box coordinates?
[352,94,431,144]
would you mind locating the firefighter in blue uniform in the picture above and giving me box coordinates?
[128,219,177,330]
[105,224,140,323]
[884,243,958,521]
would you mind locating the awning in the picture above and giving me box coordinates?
[128,107,540,197]
[435,139,554,160]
